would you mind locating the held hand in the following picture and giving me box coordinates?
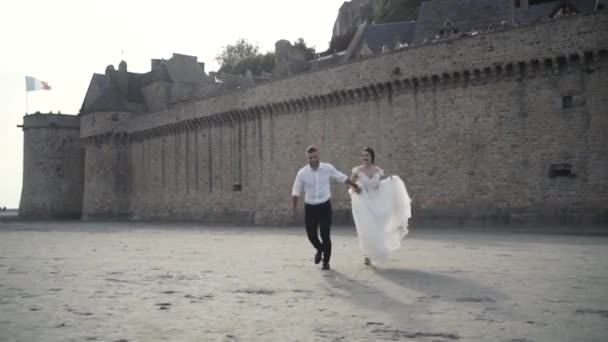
[353,184,362,194]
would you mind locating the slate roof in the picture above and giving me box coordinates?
[356,21,417,54]
[80,72,145,114]
[515,0,598,24]
[413,0,598,43]
[413,0,513,43]
[140,63,172,86]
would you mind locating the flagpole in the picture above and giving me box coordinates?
[24,76,29,115]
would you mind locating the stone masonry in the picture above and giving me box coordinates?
[19,114,83,218]
[20,12,608,226]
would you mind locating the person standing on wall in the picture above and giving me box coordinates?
[292,146,361,270]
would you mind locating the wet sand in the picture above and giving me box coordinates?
[1,222,607,341]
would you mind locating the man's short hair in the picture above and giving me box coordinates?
[306,145,318,154]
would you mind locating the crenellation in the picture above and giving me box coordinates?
[280,102,289,115]
[239,108,249,120]
[373,83,383,96]
[450,72,461,86]
[505,63,515,79]
[461,71,471,86]
[384,82,393,97]
[368,84,378,98]
[139,131,149,141]
[299,98,310,110]
[329,93,338,105]
[349,89,359,102]
[297,98,306,111]
[568,53,581,65]
[229,110,240,122]
[472,69,481,81]
[333,91,343,105]
[390,80,401,94]
[415,76,426,89]
[541,58,552,75]
[316,95,326,107]
[285,100,294,112]
[269,103,278,114]
[483,67,493,82]
[530,59,540,76]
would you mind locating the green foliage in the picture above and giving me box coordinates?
[229,52,275,76]
[292,38,316,61]
[215,38,260,70]
[217,37,315,76]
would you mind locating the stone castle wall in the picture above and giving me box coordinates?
[78,13,608,225]
[19,114,84,218]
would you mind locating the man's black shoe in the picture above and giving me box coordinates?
[314,251,322,264]
[322,263,330,270]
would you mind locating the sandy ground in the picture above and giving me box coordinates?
[0,221,607,342]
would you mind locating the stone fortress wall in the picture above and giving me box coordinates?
[20,12,608,226]
[19,114,83,218]
[81,13,608,225]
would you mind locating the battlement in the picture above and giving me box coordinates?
[19,113,83,219]
[22,113,79,131]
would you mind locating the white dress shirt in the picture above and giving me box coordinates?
[292,162,348,205]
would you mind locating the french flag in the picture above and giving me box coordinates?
[25,76,51,91]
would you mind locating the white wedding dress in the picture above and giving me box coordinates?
[349,167,412,263]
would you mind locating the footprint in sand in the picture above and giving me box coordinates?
[456,297,496,303]
[233,288,275,295]
[574,309,608,318]
[155,303,172,310]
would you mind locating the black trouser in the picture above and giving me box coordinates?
[304,200,332,264]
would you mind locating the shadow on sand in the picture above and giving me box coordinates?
[320,269,470,340]
[373,267,508,304]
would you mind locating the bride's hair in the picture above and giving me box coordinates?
[363,147,375,163]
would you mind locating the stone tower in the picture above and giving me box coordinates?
[18,113,84,218]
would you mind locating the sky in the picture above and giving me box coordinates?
[0,0,345,208]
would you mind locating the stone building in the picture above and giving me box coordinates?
[19,2,608,226]
[19,113,83,218]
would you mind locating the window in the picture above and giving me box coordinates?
[549,164,575,178]
[562,95,574,108]
[530,0,556,5]
[562,94,586,109]
[439,20,458,38]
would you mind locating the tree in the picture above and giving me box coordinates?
[215,38,260,71]
[230,52,275,76]
[292,38,316,61]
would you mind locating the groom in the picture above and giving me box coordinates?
[291,146,361,270]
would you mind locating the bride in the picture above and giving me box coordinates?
[349,147,412,266]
